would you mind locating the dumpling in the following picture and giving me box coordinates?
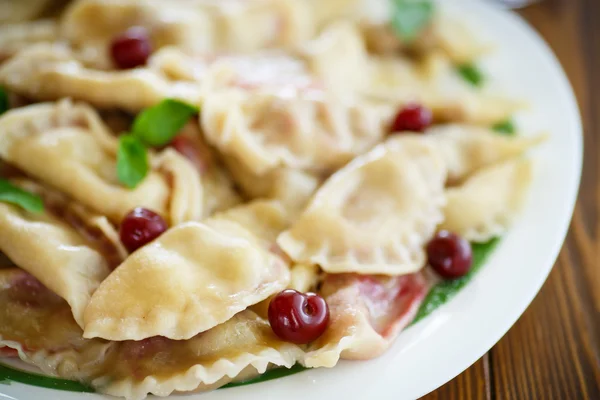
[303,272,429,367]
[83,220,290,341]
[96,311,303,399]
[59,0,313,70]
[15,179,127,268]
[196,24,392,175]
[0,44,204,111]
[148,46,319,96]
[0,100,203,224]
[363,52,522,125]
[149,21,366,98]
[277,135,447,275]
[363,16,489,64]
[427,124,545,182]
[153,149,204,223]
[415,16,492,64]
[151,25,390,175]
[0,189,110,328]
[0,20,58,62]
[171,120,241,216]
[0,268,116,379]
[224,155,321,212]
[297,21,369,98]
[0,0,55,23]
[0,268,302,399]
[202,88,394,175]
[440,158,533,242]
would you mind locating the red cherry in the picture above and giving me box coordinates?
[121,336,171,360]
[268,289,329,344]
[110,27,152,69]
[390,104,433,133]
[170,135,206,173]
[119,207,167,252]
[426,231,473,279]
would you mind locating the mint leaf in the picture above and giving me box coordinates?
[0,179,44,213]
[117,134,148,188]
[457,63,485,87]
[493,119,516,135]
[391,0,434,41]
[0,87,9,116]
[132,99,198,147]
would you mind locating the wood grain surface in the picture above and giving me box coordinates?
[423,0,600,398]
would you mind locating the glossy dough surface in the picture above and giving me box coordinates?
[441,158,533,242]
[277,136,447,275]
[83,221,290,340]
[0,199,109,327]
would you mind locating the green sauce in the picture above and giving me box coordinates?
[0,363,93,392]
[411,238,500,324]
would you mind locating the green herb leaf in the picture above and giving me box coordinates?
[117,134,148,188]
[222,364,307,388]
[0,87,9,116]
[391,0,434,41]
[132,99,198,147]
[493,119,516,135]
[457,63,485,87]
[0,363,94,392]
[411,238,500,324]
[0,179,44,213]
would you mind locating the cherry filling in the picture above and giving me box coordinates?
[119,207,167,253]
[170,135,206,173]
[268,289,329,344]
[9,272,48,307]
[426,231,473,279]
[325,273,428,338]
[110,27,153,69]
[121,336,171,361]
[389,104,433,133]
[0,347,18,357]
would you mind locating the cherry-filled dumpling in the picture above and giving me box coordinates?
[145,20,366,98]
[363,52,521,125]
[61,0,312,67]
[0,184,110,327]
[0,100,203,224]
[0,20,58,62]
[0,44,204,111]
[441,158,533,242]
[202,88,393,175]
[0,268,116,379]
[0,0,55,23]
[427,124,545,182]
[83,220,290,341]
[303,272,430,367]
[277,135,447,275]
[192,23,392,175]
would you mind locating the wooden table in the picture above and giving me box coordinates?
[423,1,600,398]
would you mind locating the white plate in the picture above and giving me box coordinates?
[0,0,582,399]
